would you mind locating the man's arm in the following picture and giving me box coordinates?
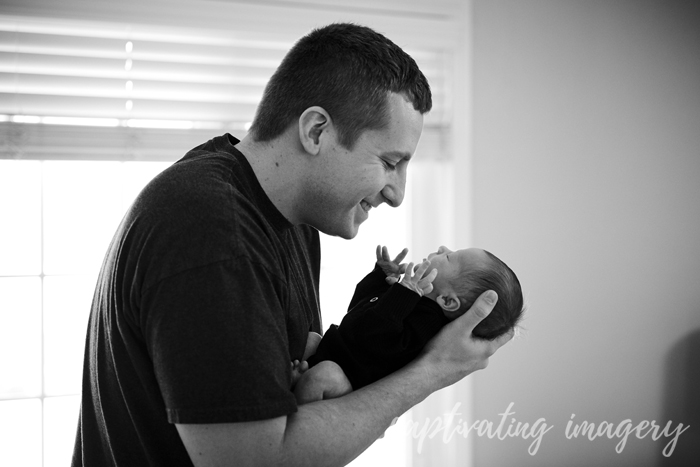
[176,290,511,467]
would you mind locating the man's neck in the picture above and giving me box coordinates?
[235,133,305,224]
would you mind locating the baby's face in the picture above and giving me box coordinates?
[425,246,490,295]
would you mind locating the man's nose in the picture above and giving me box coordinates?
[381,169,406,207]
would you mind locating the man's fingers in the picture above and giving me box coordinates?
[454,290,498,332]
[478,329,514,359]
[473,290,498,319]
[477,357,490,371]
[490,327,514,351]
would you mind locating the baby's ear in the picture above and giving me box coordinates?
[436,292,461,313]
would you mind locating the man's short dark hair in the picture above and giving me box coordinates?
[249,22,432,150]
[452,251,525,341]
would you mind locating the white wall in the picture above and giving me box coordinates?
[469,1,700,465]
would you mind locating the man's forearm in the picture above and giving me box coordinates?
[177,356,442,467]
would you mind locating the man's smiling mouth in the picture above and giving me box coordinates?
[360,200,373,212]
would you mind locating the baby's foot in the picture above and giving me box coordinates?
[290,359,309,389]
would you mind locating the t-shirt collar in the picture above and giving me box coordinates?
[216,133,294,232]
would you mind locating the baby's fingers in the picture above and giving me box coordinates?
[393,248,409,264]
[377,245,394,263]
[381,245,390,261]
[417,267,437,293]
[411,259,432,279]
[421,268,438,284]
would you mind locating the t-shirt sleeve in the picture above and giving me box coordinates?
[142,256,297,424]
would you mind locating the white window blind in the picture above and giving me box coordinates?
[0,0,457,161]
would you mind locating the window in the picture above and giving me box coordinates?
[0,160,171,467]
[1,3,463,465]
[0,158,413,466]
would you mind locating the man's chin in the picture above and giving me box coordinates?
[313,210,365,239]
[336,219,363,240]
[314,221,359,240]
[334,226,360,240]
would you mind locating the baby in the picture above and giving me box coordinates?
[292,245,524,404]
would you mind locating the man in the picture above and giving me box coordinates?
[73,23,512,466]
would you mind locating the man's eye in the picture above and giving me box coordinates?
[383,160,397,170]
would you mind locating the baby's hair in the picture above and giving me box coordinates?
[451,250,524,340]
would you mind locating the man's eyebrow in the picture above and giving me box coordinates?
[381,151,412,161]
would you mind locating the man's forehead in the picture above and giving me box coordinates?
[379,92,424,156]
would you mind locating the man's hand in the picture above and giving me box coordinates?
[398,260,438,296]
[419,290,514,387]
[375,245,408,283]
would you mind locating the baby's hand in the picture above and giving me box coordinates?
[376,245,408,283]
[399,260,438,297]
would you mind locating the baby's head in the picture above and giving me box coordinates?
[423,246,524,340]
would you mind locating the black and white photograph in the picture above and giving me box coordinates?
[1,1,699,466]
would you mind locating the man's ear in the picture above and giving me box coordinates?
[436,292,461,313]
[298,106,331,155]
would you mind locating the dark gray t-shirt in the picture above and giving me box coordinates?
[73,134,322,466]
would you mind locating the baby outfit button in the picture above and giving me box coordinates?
[370,297,378,302]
